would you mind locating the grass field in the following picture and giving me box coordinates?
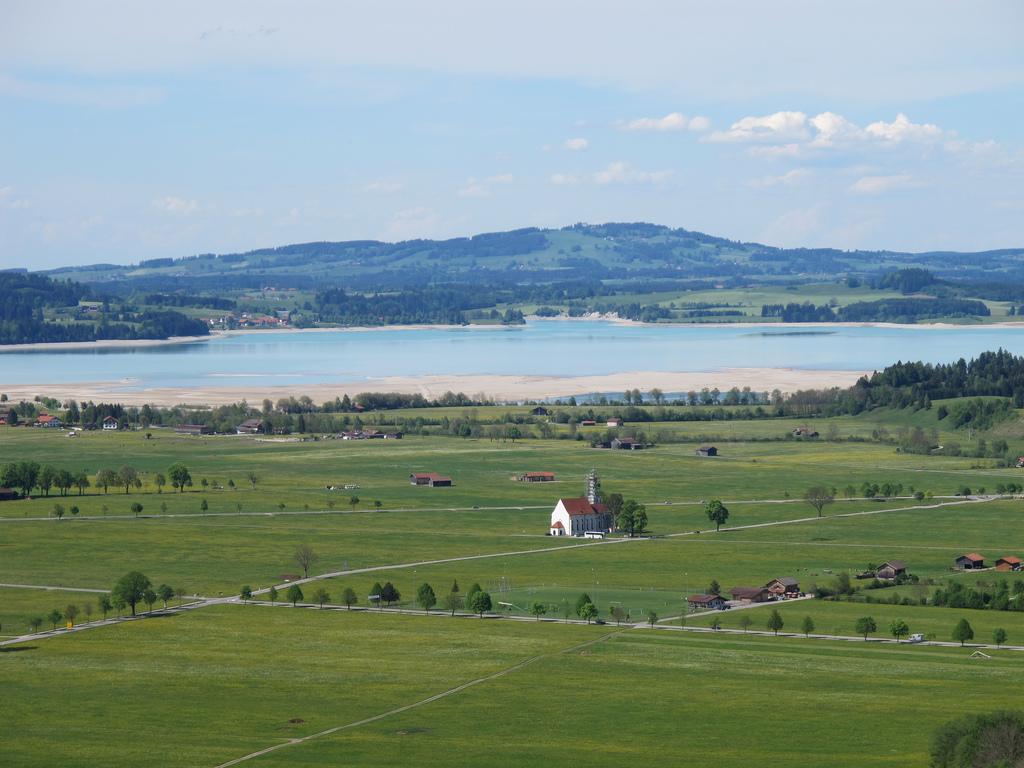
[5,403,1024,765]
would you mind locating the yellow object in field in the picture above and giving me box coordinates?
[66,621,73,629]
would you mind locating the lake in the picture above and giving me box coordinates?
[3,321,1024,393]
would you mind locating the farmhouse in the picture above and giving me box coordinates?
[792,426,819,438]
[687,594,728,611]
[174,424,214,436]
[730,587,772,603]
[610,437,644,450]
[579,419,597,426]
[1017,456,1024,469]
[875,560,907,580]
[36,414,62,428]
[530,406,549,416]
[0,488,18,501]
[410,472,452,487]
[764,577,800,597]
[955,553,985,570]
[548,471,612,537]
[606,417,623,427]
[236,418,264,434]
[0,411,9,426]
[102,416,119,431]
[520,472,555,483]
[695,445,718,457]
[995,556,1022,572]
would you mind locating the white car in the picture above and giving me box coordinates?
[908,633,925,644]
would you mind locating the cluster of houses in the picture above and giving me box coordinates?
[955,553,1022,571]
[687,577,803,612]
[577,417,625,428]
[593,436,647,450]
[409,472,452,487]
[339,429,403,440]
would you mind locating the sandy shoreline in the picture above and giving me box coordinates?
[2,316,1023,353]
[0,368,869,407]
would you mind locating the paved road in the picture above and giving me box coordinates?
[0,582,114,594]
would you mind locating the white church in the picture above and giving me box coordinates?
[549,471,613,537]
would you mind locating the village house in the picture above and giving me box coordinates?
[606,417,624,427]
[955,553,985,570]
[995,556,1022,572]
[530,406,549,416]
[0,410,11,426]
[36,414,62,428]
[792,426,819,438]
[0,488,19,501]
[764,577,800,598]
[875,560,907,580]
[548,471,612,537]
[520,472,556,483]
[409,472,452,487]
[695,445,718,457]
[610,437,644,450]
[579,419,597,426]
[102,416,119,431]
[236,418,264,435]
[174,424,214,436]
[730,586,772,603]
[1016,456,1024,469]
[687,594,728,612]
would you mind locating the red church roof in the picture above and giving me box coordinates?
[559,497,608,516]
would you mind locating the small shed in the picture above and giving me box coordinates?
[695,445,718,457]
[955,553,985,570]
[995,556,1022,572]
[875,560,907,580]
[730,586,772,603]
[0,488,18,501]
[580,419,597,426]
[606,417,624,427]
[520,472,556,482]
[687,594,728,611]
[410,473,452,487]
[611,437,643,450]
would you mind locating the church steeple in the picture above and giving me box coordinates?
[586,470,601,504]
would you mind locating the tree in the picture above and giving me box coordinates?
[47,608,63,630]
[157,584,174,609]
[616,498,646,537]
[801,615,815,637]
[65,603,79,626]
[74,472,90,496]
[96,468,117,495]
[374,500,382,511]
[83,602,93,622]
[52,503,65,521]
[143,589,157,613]
[855,616,877,641]
[445,591,464,615]
[154,473,166,494]
[739,614,753,633]
[38,464,56,496]
[469,590,492,616]
[804,486,835,517]
[380,582,400,606]
[530,602,547,621]
[98,594,112,620]
[767,609,784,635]
[200,498,209,512]
[708,579,721,596]
[312,587,330,608]
[246,471,259,490]
[889,618,909,643]
[240,585,253,604]
[29,616,43,633]
[930,711,1024,768]
[577,600,598,623]
[112,571,152,616]
[168,463,192,493]
[55,469,74,497]
[268,586,278,605]
[632,502,648,536]
[369,581,383,608]
[118,465,140,494]
[286,584,304,606]
[294,544,318,578]
[349,495,360,511]
[130,502,143,517]
[610,605,627,625]
[704,499,730,531]
[647,610,659,627]
[993,628,1008,648]
[952,618,974,646]
[342,586,358,610]
[416,583,437,612]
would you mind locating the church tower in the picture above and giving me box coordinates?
[586,470,601,504]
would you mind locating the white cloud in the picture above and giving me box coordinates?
[623,112,710,132]
[457,174,514,198]
[549,173,580,186]
[151,196,200,214]
[563,137,589,151]
[748,143,803,159]
[709,111,809,143]
[808,111,864,146]
[746,168,812,188]
[592,161,673,185]
[849,174,917,194]
[364,180,405,193]
[864,113,942,143]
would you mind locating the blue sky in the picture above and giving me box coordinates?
[1,0,1022,268]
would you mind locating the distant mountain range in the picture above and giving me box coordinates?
[40,222,1024,293]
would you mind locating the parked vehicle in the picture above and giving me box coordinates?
[908,633,925,644]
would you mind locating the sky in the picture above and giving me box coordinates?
[1,1,1023,269]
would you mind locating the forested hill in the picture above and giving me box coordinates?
[0,272,209,345]
[44,222,1024,294]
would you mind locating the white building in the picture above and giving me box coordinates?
[549,471,612,537]
[102,416,119,430]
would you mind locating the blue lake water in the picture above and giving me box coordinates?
[3,321,1024,390]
